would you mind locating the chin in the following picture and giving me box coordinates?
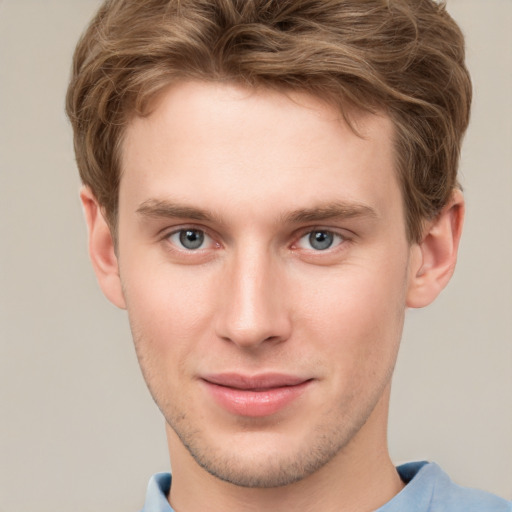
[169,410,367,489]
[184,440,332,488]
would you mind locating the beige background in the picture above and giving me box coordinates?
[0,1,511,510]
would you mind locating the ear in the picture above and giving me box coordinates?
[80,187,126,309]
[406,189,465,308]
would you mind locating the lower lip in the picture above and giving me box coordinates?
[203,380,311,418]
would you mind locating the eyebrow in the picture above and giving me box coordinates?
[282,202,378,224]
[136,199,220,223]
[136,198,378,224]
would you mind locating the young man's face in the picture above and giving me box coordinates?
[104,82,423,487]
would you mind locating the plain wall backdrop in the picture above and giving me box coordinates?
[0,1,511,511]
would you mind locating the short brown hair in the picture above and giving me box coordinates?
[66,0,471,243]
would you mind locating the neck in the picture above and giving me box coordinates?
[166,386,403,512]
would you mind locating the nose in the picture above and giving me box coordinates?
[214,247,292,350]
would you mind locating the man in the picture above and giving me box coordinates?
[66,0,511,510]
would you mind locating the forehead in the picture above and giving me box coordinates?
[119,81,401,228]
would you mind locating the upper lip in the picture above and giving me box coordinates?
[201,373,311,390]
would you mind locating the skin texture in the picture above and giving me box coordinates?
[81,81,464,512]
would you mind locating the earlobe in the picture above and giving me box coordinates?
[406,189,465,309]
[80,187,126,309]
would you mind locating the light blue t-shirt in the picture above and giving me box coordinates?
[141,461,512,511]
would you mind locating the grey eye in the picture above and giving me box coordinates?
[297,230,344,251]
[308,231,334,250]
[175,229,205,250]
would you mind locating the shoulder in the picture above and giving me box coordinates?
[388,461,512,512]
[426,463,512,512]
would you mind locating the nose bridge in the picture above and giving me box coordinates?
[215,242,290,348]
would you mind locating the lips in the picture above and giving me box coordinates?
[201,373,312,417]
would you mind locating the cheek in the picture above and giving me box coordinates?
[122,251,215,324]
[294,262,407,374]
[120,260,217,379]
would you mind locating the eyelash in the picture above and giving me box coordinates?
[293,229,347,252]
[163,226,219,252]
[161,226,351,255]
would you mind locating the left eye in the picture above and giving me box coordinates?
[297,230,344,251]
[168,229,211,250]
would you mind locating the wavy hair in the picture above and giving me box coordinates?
[66,0,472,242]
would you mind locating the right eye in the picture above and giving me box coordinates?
[167,229,212,250]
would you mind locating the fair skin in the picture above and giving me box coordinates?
[82,81,463,512]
